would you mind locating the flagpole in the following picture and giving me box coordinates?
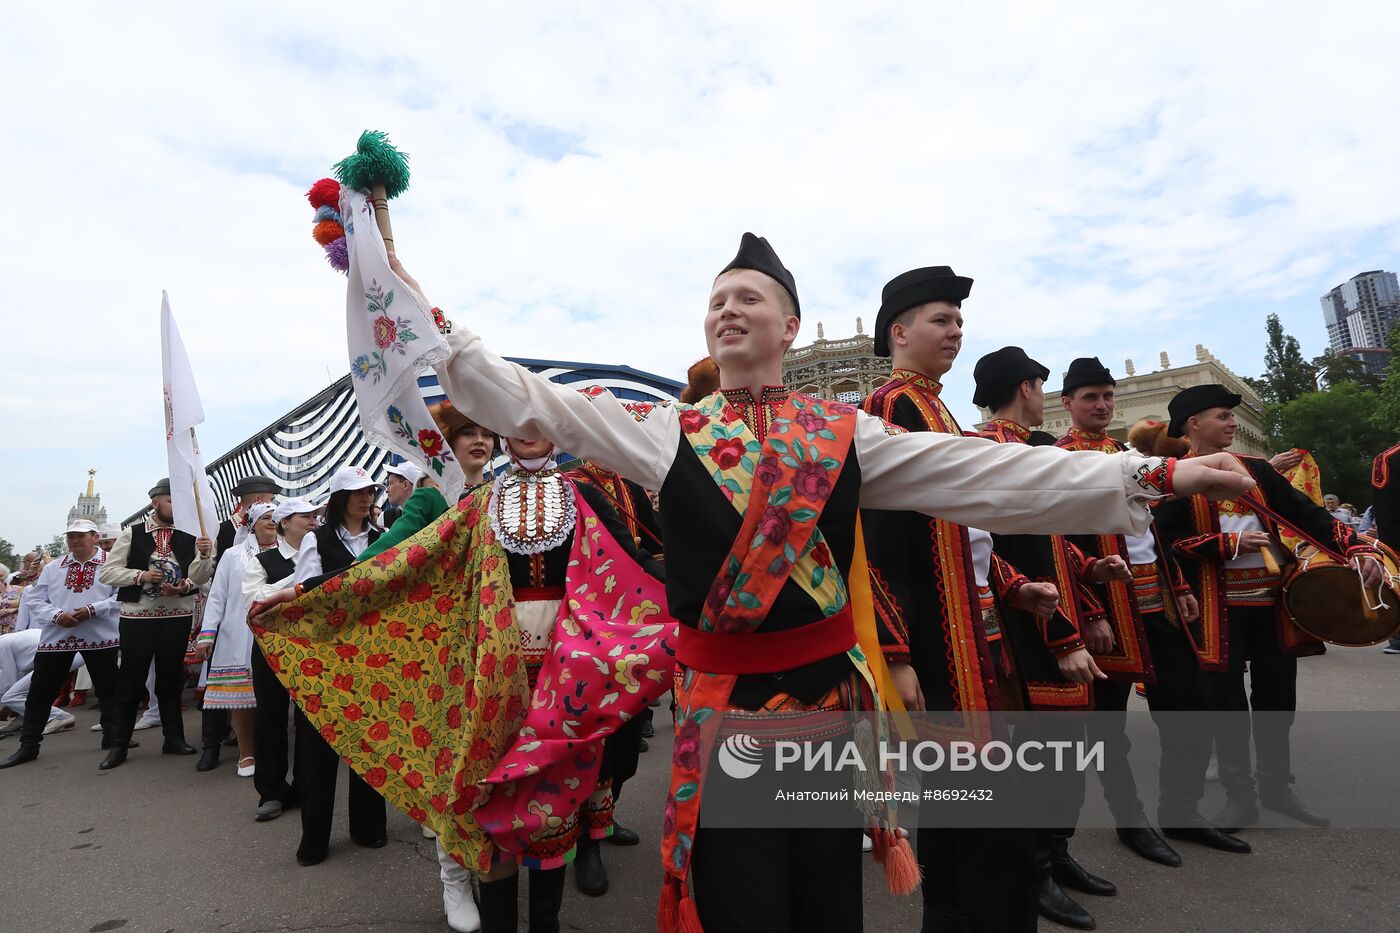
[188,427,209,539]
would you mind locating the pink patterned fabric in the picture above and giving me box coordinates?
[473,492,677,857]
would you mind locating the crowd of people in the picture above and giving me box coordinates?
[2,232,1398,933]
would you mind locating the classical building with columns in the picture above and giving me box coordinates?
[1014,346,1271,456]
[782,318,892,403]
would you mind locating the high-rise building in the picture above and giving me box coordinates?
[1320,269,1400,358]
[67,469,109,528]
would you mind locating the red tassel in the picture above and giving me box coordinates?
[658,878,680,933]
[678,893,704,933]
[306,178,341,209]
[870,826,890,864]
[883,835,922,895]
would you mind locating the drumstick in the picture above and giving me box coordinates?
[1260,544,1282,577]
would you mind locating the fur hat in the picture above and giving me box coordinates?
[679,357,721,404]
[1127,419,1190,459]
[429,399,485,443]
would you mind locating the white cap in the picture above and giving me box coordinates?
[384,461,425,486]
[65,519,100,535]
[328,465,379,495]
[272,498,318,526]
[98,523,121,540]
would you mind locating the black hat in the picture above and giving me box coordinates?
[148,478,171,498]
[231,475,281,496]
[872,266,974,357]
[718,233,800,317]
[971,346,1050,409]
[1060,357,1116,395]
[1167,384,1241,438]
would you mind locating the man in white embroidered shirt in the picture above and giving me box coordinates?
[97,478,214,770]
[0,520,121,769]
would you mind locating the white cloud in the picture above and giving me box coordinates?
[4,2,1400,546]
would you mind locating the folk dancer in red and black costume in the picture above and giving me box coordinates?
[0,520,122,769]
[973,347,1136,930]
[1052,359,1235,864]
[1154,384,1384,832]
[384,232,1254,933]
[1371,441,1400,654]
[97,478,214,770]
[861,276,1103,932]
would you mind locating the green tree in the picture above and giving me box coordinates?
[1274,380,1388,504]
[1313,348,1381,391]
[0,538,15,570]
[1368,325,1400,437]
[1254,314,1317,404]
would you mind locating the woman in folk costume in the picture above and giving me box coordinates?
[432,400,500,493]
[290,465,388,866]
[193,502,277,777]
[250,433,675,933]
[242,498,320,822]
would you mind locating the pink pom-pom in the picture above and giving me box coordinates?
[325,237,348,273]
[306,178,340,210]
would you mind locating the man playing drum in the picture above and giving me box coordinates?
[1154,384,1384,833]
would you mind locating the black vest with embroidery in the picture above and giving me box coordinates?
[117,524,198,604]
[658,388,861,709]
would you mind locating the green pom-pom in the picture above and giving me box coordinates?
[334,130,411,199]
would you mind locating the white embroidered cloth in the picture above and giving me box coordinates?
[340,188,465,501]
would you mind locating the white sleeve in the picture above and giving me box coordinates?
[853,411,1156,536]
[13,589,34,632]
[242,550,291,605]
[436,327,679,490]
[22,569,58,628]
[199,556,237,639]
[294,535,321,585]
[98,530,142,587]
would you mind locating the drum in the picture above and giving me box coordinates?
[1281,543,1400,646]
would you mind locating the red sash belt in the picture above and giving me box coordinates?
[513,586,565,601]
[676,605,855,675]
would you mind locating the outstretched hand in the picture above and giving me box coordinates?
[1171,453,1256,501]
[246,588,296,631]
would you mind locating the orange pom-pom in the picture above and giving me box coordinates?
[883,835,922,895]
[306,178,341,209]
[313,220,345,246]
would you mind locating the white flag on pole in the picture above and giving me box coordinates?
[161,293,218,539]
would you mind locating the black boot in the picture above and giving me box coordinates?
[479,873,519,933]
[99,745,129,770]
[1036,849,1095,930]
[528,866,566,933]
[1260,787,1329,827]
[162,737,197,755]
[605,824,640,846]
[1049,837,1116,896]
[573,837,608,896]
[1213,796,1260,834]
[1115,826,1181,867]
[0,745,39,769]
[196,748,221,771]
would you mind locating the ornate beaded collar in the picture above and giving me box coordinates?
[489,467,577,555]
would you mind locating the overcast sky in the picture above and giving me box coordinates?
[5,3,1400,552]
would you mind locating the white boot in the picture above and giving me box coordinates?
[442,878,481,933]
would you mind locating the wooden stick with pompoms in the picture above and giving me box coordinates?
[334,130,410,256]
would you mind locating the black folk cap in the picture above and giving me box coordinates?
[873,266,973,357]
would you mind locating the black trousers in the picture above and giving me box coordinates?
[919,825,1037,933]
[600,714,645,802]
[1087,677,1147,826]
[1141,613,1213,824]
[252,645,296,806]
[691,825,863,933]
[113,616,192,745]
[19,647,120,748]
[1205,605,1298,801]
[294,708,385,855]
